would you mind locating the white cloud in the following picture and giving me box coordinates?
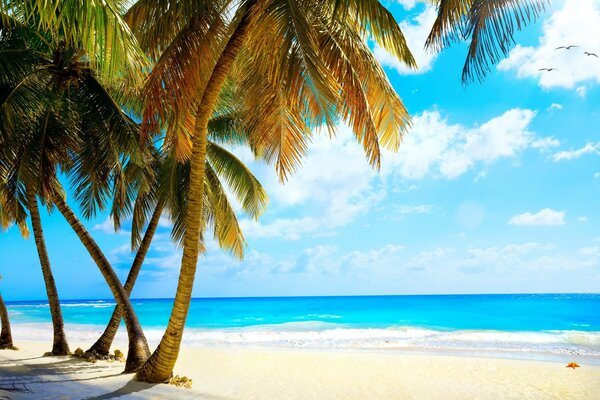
[158,214,172,228]
[532,137,561,151]
[93,217,118,234]
[579,246,600,257]
[394,0,422,10]
[547,103,563,111]
[383,108,537,180]
[577,216,589,223]
[395,204,434,215]
[498,0,600,90]
[576,85,587,97]
[374,5,438,74]
[508,208,565,226]
[594,172,600,179]
[238,128,382,240]
[552,142,600,161]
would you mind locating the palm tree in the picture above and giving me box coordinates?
[131,0,415,382]
[0,274,18,350]
[87,130,268,356]
[425,0,547,83]
[0,202,27,351]
[0,16,153,370]
[0,291,15,350]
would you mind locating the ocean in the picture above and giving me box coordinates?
[6,294,600,359]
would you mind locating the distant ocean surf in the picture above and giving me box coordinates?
[6,294,600,359]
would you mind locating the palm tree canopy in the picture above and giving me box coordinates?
[0,0,149,86]
[0,17,149,229]
[128,0,416,181]
[425,0,547,83]
[130,129,269,261]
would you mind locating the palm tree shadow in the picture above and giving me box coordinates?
[82,379,157,400]
[0,355,44,363]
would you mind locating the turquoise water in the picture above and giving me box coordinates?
[7,293,600,330]
[6,294,600,356]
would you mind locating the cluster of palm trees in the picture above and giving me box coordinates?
[0,0,544,384]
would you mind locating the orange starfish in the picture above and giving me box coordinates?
[565,362,580,369]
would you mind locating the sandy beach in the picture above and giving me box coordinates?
[1,340,599,399]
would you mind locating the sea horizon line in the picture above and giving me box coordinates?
[6,291,599,303]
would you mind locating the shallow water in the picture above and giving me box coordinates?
[7,293,600,357]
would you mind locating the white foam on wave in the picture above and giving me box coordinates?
[9,302,116,309]
[12,322,599,357]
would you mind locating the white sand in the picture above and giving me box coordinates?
[1,340,599,399]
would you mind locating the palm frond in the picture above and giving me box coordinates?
[1,0,149,85]
[206,142,268,219]
[204,163,245,259]
[426,0,546,83]
[331,0,416,68]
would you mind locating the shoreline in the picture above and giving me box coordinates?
[7,321,600,361]
[1,340,600,399]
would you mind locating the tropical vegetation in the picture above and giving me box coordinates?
[0,0,544,385]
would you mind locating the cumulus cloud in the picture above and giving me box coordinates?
[547,103,563,111]
[238,128,382,240]
[552,142,600,161]
[93,217,119,234]
[497,0,600,90]
[532,137,561,151]
[374,5,438,74]
[508,208,565,226]
[383,108,539,180]
[394,0,423,10]
[236,106,556,240]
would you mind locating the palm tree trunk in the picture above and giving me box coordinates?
[135,2,256,383]
[53,195,151,372]
[86,204,163,356]
[0,292,15,349]
[27,190,70,356]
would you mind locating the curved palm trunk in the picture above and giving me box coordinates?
[0,292,15,349]
[87,204,163,356]
[53,196,151,372]
[135,2,256,383]
[27,190,70,356]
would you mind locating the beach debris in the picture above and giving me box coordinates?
[71,348,125,363]
[565,362,580,369]
[85,354,98,363]
[114,349,125,362]
[169,375,193,389]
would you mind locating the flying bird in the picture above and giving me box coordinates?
[539,68,558,71]
[565,362,581,369]
[584,52,598,58]
[556,45,578,50]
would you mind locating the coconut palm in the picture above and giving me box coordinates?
[0,291,15,349]
[130,0,415,382]
[0,16,154,370]
[87,125,268,356]
[0,271,20,351]
[0,195,27,351]
[425,0,547,83]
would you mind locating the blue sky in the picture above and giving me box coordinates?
[1,0,599,300]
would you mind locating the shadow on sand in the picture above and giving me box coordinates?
[81,380,157,400]
[0,355,155,399]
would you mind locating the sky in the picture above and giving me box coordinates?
[1,0,599,300]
